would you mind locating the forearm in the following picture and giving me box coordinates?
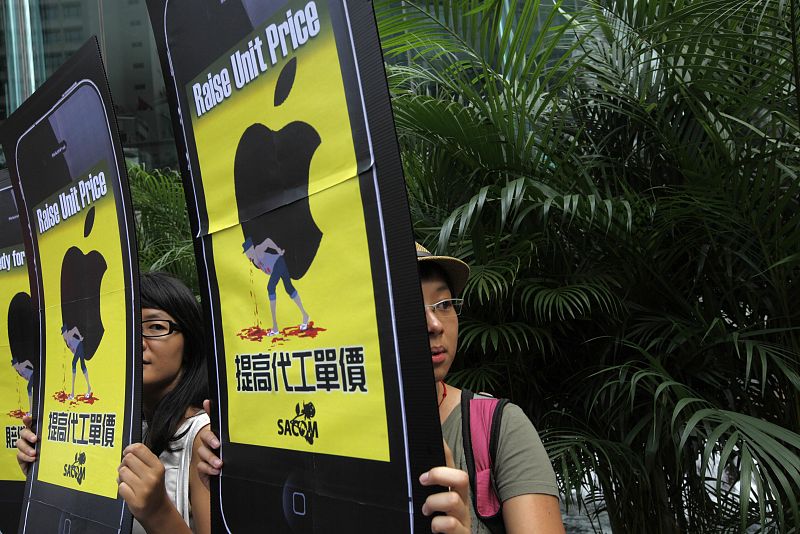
[138,499,191,534]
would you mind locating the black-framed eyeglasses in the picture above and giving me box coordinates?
[424,298,464,317]
[141,319,181,338]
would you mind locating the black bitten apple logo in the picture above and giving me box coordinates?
[60,206,106,400]
[234,57,322,279]
[8,291,37,412]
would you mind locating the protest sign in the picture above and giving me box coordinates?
[147,0,443,530]
[0,38,141,534]
[0,170,29,533]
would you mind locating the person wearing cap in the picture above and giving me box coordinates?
[415,242,564,533]
[242,236,310,335]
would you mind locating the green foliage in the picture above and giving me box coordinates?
[128,164,198,294]
[377,0,800,530]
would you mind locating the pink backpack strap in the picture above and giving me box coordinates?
[461,389,509,533]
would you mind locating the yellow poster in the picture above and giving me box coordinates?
[9,78,138,502]
[0,185,31,483]
[28,160,128,499]
[186,0,388,460]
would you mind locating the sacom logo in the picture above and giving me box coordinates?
[63,451,86,485]
[277,401,318,445]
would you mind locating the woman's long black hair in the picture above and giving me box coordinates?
[140,271,208,456]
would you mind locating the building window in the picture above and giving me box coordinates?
[64,28,83,42]
[2,0,179,168]
[63,3,81,18]
[40,5,60,21]
[43,30,63,44]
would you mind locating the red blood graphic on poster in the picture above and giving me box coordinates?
[236,322,326,345]
[237,325,270,342]
[52,390,100,405]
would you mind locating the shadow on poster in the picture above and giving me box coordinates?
[0,170,32,533]
[146,0,444,531]
[0,38,141,534]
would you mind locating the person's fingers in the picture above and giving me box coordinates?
[16,434,37,457]
[16,446,36,465]
[122,443,161,470]
[198,424,221,451]
[419,466,469,493]
[16,448,36,463]
[197,461,220,477]
[419,467,470,528]
[429,514,465,534]
[197,441,223,472]
[20,414,36,448]
[117,464,142,494]
[120,450,149,478]
[118,481,135,501]
[421,490,463,517]
[16,449,34,476]
[202,399,212,417]
[20,427,37,444]
[16,416,37,476]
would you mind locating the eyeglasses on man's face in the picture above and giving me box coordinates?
[141,319,181,338]
[424,298,464,317]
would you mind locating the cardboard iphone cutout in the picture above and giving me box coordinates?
[147,0,445,531]
[0,173,31,533]
[0,38,141,534]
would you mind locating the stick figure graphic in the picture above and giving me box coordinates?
[243,237,310,336]
[60,244,106,400]
[61,324,90,399]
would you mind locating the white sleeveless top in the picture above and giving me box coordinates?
[132,411,210,533]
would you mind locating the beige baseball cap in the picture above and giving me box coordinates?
[415,242,470,296]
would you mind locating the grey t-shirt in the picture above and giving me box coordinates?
[442,398,558,533]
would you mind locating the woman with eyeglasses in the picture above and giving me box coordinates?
[17,271,211,534]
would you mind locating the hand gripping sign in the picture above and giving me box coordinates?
[0,38,141,534]
[146,0,445,531]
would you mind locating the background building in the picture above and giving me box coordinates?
[0,0,177,168]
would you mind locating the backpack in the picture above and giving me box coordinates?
[461,389,510,534]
